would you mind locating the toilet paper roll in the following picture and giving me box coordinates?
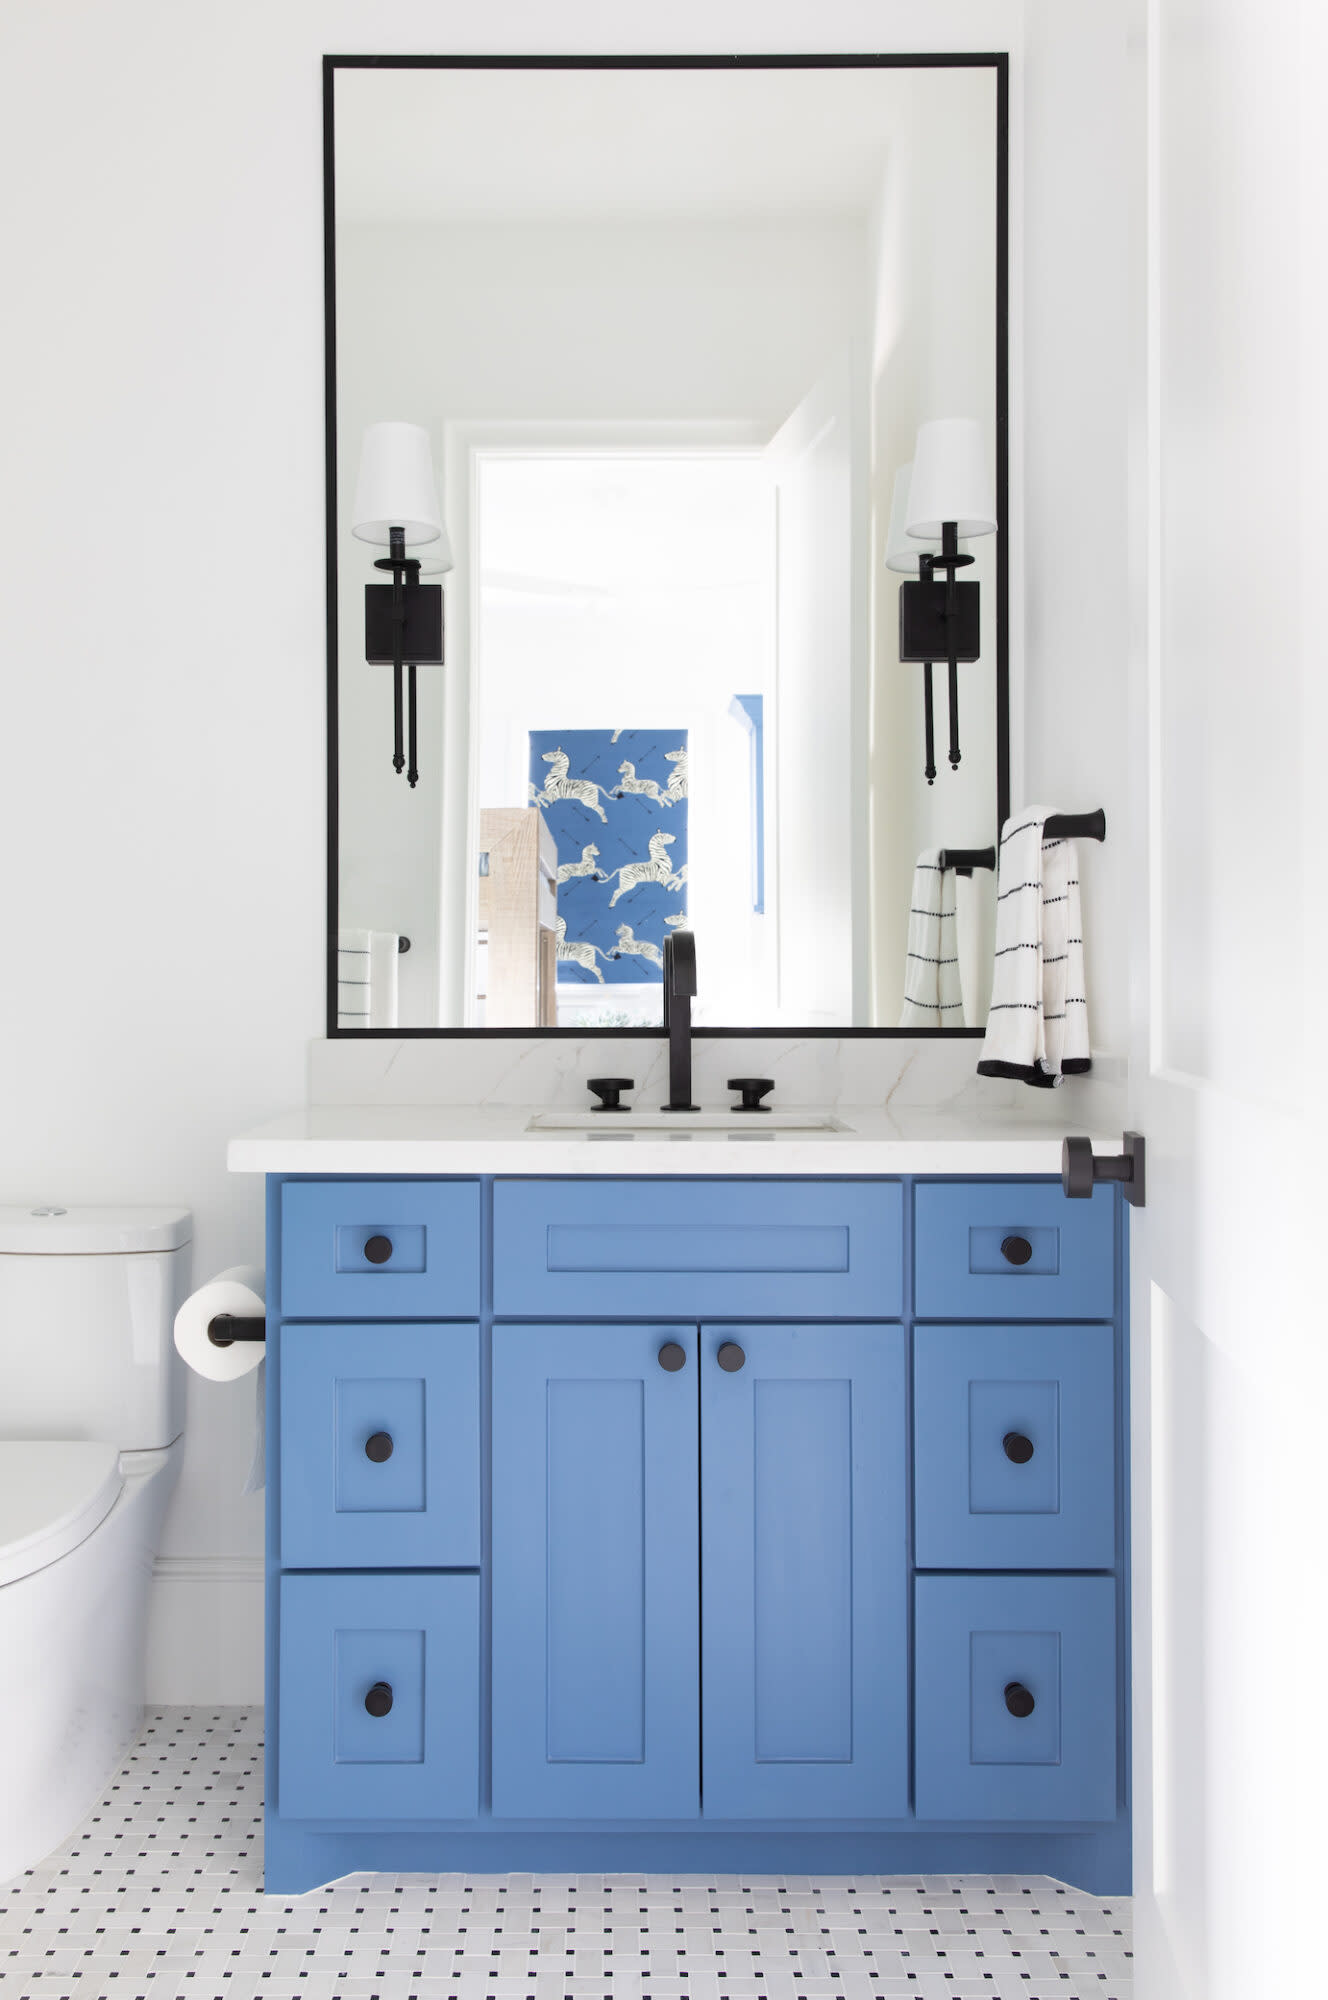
[173,1265,266,1383]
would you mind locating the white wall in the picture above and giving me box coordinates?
[3,0,1135,1704]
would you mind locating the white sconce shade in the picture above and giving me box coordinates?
[885,464,942,574]
[351,421,444,545]
[906,418,997,540]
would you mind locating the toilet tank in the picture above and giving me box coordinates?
[0,1207,192,1449]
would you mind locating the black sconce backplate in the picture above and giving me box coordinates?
[898,579,981,664]
[364,584,445,665]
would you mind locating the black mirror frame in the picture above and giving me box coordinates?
[324,50,1009,1039]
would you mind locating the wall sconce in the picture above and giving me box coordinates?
[885,463,942,784]
[896,419,997,784]
[351,421,452,789]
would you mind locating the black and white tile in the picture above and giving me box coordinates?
[0,1710,1132,1998]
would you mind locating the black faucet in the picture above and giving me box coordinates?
[661,929,699,1111]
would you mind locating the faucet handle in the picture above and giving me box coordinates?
[587,1076,634,1113]
[728,1077,775,1114]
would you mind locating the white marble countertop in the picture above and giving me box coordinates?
[227,1101,1121,1177]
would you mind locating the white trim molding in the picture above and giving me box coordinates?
[146,1556,265,1705]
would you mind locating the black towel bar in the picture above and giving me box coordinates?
[937,846,997,875]
[1042,808,1107,842]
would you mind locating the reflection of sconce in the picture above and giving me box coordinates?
[351,422,452,789]
[895,420,997,785]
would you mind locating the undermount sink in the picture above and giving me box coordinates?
[525,1109,852,1136]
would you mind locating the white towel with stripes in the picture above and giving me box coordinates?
[899,850,964,1027]
[977,808,1090,1086]
[337,929,400,1029]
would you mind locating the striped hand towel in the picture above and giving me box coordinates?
[899,850,964,1027]
[977,809,1090,1086]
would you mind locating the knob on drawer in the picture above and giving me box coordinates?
[364,1234,394,1265]
[1001,1234,1034,1266]
[1002,1431,1035,1465]
[1004,1680,1036,1719]
[364,1431,394,1462]
[364,1681,394,1718]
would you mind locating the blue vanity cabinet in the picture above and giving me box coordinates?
[265,1171,1129,1898]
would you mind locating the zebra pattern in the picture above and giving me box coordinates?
[528,728,688,984]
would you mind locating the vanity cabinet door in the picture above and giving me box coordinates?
[700,1324,909,1820]
[491,1324,700,1821]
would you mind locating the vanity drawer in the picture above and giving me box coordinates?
[914,1575,1118,1823]
[491,1178,903,1319]
[913,1325,1116,1570]
[913,1181,1114,1319]
[280,1180,480,1319]
[278,1572,479,1823]
[278,1323,480,1569]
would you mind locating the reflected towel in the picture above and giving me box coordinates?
[899,850,963,1026]
[337,929,400,1029]
[977,808,1090,1086]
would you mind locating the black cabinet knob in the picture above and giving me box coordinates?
[364,1681,394,1718]
[1001,1234,1033,1266]
[1004,1680,1036,1719]
[657,1341,687,1372]
[365,1431,394,1462]
[587,1077,634,1112]
[717,1341,746,1372]
[364,1234,394,1265]
[727,1077,775,1113]
[1002,1431,1035,1465]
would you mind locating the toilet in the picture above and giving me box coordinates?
[0,1205,190,1881]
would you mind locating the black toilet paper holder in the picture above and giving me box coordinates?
[207,1313,266,1348]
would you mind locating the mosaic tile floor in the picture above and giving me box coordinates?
[0,1710,1132,1999]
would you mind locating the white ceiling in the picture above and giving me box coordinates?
[333,65,991,224]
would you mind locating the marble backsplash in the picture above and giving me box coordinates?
[309,1034,1125,1122]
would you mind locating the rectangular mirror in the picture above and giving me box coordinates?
[327,55,1007,1035]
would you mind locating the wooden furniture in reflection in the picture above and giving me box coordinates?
[477,808,559,1026]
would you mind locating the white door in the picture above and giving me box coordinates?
[765,354,868,1023]
[1128,6,1324,1996]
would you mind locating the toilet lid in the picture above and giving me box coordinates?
[0,1441,124,1587]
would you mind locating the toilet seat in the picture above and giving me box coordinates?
[0,1441,124,1587]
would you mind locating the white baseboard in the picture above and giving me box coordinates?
[146,1556,265,1704]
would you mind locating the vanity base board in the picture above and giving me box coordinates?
[263,1825,1132,1900]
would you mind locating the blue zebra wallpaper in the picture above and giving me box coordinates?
[528,729,688,984]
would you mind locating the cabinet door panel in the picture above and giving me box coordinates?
[492,1324,699,1820]
[701,1324,908,1820]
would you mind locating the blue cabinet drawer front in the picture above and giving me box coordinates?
[913,1325,1116,1570]
[278,1573,479,1822]
[492,1324,700,1821]
[915,1576,1118,1823]
[279,1324,480,1569]
[492,1179,902,1319]
[280,1180,480,1319]
[701,1325,909,1821]
[914,1182,1114,1319]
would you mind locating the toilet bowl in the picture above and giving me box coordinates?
[0,1205,191,1882]
[0,1439,183,1881]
